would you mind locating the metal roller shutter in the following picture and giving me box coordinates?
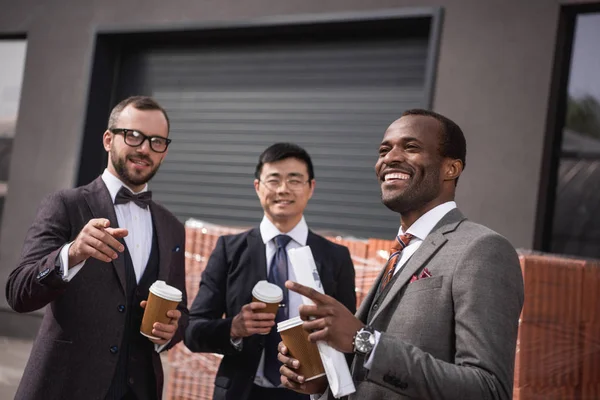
[119,23,432,239]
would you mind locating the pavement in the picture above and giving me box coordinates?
[0,336,171,399]
[0,336,31,399]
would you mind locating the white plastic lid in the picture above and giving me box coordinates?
[277,316,303,332]
[252,280,283,303]
[149,280,183,302]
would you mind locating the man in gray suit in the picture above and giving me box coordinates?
[278,109,524,399]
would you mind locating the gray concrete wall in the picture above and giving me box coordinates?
[0,0,579,332]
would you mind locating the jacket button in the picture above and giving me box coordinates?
[128,377,135,385]
[118,304,126,313]
[373,303,379,310]
[110,345,119,354]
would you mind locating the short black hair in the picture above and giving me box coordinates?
[255,143,315,181]
[402,108,467,181]
[108,96,170,133]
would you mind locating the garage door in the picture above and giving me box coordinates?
[117,18,435,239]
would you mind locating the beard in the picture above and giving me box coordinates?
[381,167,441,214]
[110,146,160,187]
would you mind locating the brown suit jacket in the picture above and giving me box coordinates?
[6,177,188,400]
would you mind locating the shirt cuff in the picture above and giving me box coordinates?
[155,340,170,353]
[59,242,86,282]
[362,330,381,370]
[230,337,243,351]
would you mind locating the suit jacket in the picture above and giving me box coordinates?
[5,176,189,400]
[184,227,357,400]
[324,209,524,400]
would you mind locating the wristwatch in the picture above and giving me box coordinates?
[353,326,376,356]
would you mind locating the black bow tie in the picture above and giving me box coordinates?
[114,187,152,209]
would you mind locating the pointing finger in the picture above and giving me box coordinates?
[90,218,110,229]
[285,281,329,304]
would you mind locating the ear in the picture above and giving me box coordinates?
[102,130,112,152]
[254,179,260,194]
[444,159,463,182]
[307,179,316,199]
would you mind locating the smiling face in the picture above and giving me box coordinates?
[375,114,461,224]
[254,157,315,232]
[103,104,169,192]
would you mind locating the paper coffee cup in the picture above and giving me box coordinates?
[140,280,183,340]
[251,280,283,316]
[278,316,325,381]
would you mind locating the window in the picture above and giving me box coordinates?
[550,13,600,258]
[0,39,27,226]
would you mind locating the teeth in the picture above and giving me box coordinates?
[385,173,409,181]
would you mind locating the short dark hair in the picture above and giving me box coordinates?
[107,96,170,133]
[255,143,315,181]
[401,109,467,182]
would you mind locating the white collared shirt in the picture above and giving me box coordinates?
[391,201,457,276]
[254,215,309,388]
[364,201,457,369]
[60,169,153,283]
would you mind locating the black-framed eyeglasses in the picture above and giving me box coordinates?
[259,177,310,191]
[110,128,172,153]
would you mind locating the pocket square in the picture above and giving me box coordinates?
[410,268,432,283]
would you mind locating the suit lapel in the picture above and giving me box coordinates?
[83,177,127,293]
[306,232,325,282]
[149,202,172,282]
[368,209,466,324]
[247,228,268,282]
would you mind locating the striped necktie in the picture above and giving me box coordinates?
[380,233,414,290]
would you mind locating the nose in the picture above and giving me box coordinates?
[376,146,404,171]
[136,138,151,153]
[382,146,405,164]
[275,181,291,193]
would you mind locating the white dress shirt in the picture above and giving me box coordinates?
[60,169,153,282]
[252,215,309,387]
[364,201,457,369]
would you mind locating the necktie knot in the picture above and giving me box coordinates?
[274,234,292,249]
[380,233,414,291]
[114,186,152,209]
[392,233,413,253]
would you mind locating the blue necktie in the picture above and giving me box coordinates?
[264,234,292,386]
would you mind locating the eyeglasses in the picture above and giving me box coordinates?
[110,128,172,153]
[260,178,310,191]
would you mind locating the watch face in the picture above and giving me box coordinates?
[356,331,375,353]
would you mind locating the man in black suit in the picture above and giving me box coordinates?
[185,143,356,400]
[6,96,188,400]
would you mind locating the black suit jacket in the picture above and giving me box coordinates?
[5,177,189,400]
[184,227,356,400]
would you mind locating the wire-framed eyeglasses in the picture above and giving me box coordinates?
[259,177,310,191]
[110,128,172,153]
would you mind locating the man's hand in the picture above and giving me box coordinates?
[68,218,128,267]
[278,341,328,394]
[230,302,276,338]
[140,300,182,345]
[286,281,364,353]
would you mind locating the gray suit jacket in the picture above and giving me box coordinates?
[324,209,524,400]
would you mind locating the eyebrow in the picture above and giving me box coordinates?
[380,136,423,146]
[264,172,305,178]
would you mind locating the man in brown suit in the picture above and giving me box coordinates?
[6,96,188,400]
